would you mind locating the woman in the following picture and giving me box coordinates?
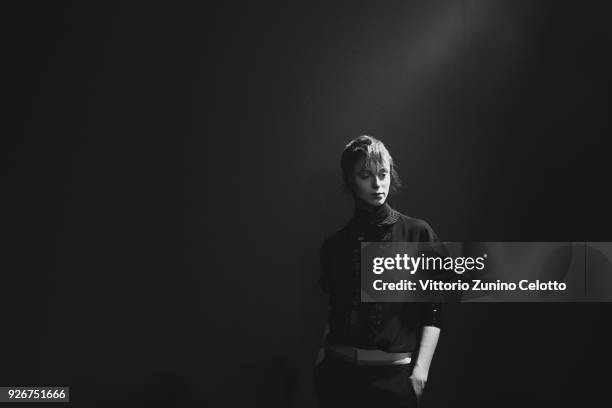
[314,135,441,408]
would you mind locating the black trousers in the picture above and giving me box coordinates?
[313,355,418,408]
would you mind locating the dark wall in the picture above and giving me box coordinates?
[3,1,611,407]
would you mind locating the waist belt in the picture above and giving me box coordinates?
[326,345,412,366]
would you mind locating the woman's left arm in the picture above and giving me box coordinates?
[410,221,442,399]
[410,325,440,400]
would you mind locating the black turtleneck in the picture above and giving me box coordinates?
[352,203,400,227]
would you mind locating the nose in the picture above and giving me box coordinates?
[372,175,381,188]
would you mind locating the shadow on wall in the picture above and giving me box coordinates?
[70,358,297,408]
[205,353,296,408]
[72,376,200,408]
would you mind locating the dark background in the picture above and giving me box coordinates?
[3,1,611,407]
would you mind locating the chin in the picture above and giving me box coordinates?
[371,198,386,206]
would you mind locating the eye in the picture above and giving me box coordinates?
[358,171,370,179]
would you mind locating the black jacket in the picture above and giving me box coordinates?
[320,203,441,353]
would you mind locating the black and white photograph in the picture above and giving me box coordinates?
[3,1,612,407]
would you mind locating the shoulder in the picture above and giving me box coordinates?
[321,222,353,249]
[392,211,439,242]
[394,211,433,230]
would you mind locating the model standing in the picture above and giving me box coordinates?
[314,135,441,408]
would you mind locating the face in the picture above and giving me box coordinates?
[351,158,391,210]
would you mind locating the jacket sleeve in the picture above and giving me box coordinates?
[419,221,443,328]
[418,220,440,243]
[422,302,442,328]
[319,238,333,294]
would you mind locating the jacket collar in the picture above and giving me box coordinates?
[353,203,400,226]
